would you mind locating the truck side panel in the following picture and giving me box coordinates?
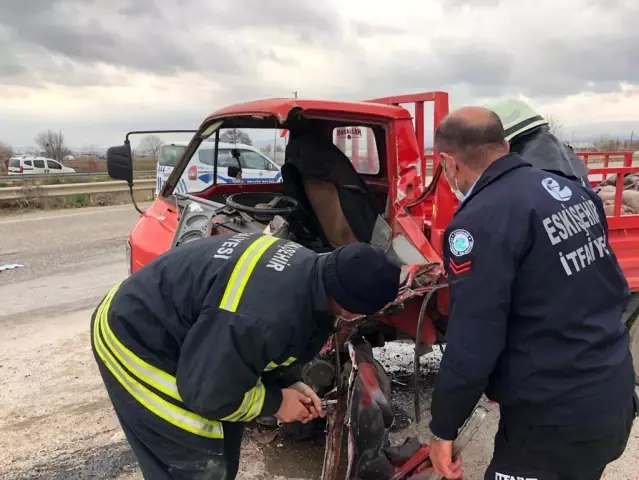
[129,198,179,274]
[583,155,639,291]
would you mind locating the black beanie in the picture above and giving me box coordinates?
[322,243,401,315]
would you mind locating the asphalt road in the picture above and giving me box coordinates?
[0,205,139,320]
[0,205,637,479]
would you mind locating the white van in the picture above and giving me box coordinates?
[156,142,282,195]
[8,155,76,175]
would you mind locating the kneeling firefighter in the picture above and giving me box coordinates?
[484,97,590,187]
[91,233,400,479]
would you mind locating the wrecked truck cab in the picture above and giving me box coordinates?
[106,95,457,325]
[108,93,639,479]
[159,95,456,348]
[105,92,478,479]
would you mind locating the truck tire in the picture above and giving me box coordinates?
[281,357,390,442]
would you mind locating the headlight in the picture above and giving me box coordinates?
[125,241,132,276]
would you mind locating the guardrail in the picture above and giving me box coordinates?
[0,170,156,181]
[0,179,156,201]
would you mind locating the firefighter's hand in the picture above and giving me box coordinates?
[290,381,326,419]
[275,389,314,424]
[429,438,462,479]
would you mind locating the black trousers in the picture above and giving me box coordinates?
[93,352,245,480]
[116,411,245,480]
[91,307,247,480]
[485,395,638,480]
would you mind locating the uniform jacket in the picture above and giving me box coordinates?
[430,153,634,440]
[92,233,335,440]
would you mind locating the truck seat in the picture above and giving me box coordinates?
[282,132,380,249]
[301,177,359,247]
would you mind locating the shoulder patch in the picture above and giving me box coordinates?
[448,229,474,257]
[541,177,572,201]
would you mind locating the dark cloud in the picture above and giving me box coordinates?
[0,33,28,80]
[0,63,27,78]
[0,0,242,85]
[118,0,163,17]
[351,18,637,101]
[351,41,515,99]
[0,0,637,122]
[437,42,514,88]
[0,0,335,87]
[505,23,639,99]
[210,0,339,40]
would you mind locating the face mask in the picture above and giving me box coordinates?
[449,179,465,201]
[442,158,465,201]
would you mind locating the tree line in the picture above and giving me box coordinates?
[0,123,635,174]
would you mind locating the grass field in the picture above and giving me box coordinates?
[0,172,154,189]
[63,156,157,173]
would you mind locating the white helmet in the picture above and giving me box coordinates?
[484,97,548,142]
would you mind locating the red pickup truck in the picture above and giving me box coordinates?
[106,91,639,478]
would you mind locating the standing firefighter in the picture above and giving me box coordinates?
[484,97,590,188]
[91,233,400,479]
[428,106,637,480]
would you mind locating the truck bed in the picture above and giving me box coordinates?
[583,151,639,291]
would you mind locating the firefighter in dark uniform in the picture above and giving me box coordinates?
[484,97,591,188]
[427,106,637,480]
[90,234,400,479]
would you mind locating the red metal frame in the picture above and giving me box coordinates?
[587,165,639,219]
[366,92,454,257]
[204,98,412,123]
[389,445,433,480]
[578,151,634,167]
[583,156,639,291]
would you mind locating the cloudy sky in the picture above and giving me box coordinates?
[1,0,638,149]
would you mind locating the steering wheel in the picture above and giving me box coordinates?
[225,192,299,218]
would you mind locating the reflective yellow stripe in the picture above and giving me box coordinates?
[223,384,255,422]
[281,357,296,367]
[216,235,279,421]
[98,283,183,402]
[219,235,279,312]
[247,379,266,420]
[95,234,280,431]
[93,285,223,439]
[264,356,297,372]
[221,378,266,422]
